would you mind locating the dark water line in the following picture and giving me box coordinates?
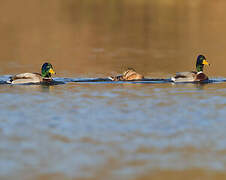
[68,78,172,83]
[1,77,226,85]
[51,77,226,84]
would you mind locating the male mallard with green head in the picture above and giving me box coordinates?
[7,62,56,84]
[109,68,144,81]
[171,55,210,82]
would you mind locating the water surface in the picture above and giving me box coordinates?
[1,78,226,180]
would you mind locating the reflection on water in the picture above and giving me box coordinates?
[1,77,226,180]
[1,0,226,179]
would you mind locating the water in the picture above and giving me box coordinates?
[1,0,226,179]
[1,78,226,180]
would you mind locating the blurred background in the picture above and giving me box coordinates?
[0,0,225,78]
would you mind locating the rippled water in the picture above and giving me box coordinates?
[1,76,226,180]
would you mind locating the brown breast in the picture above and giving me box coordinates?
[195,73,208,81]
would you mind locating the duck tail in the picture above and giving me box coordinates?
[108,76,115,81]
[171,77,176,82]
[6,77,13,84]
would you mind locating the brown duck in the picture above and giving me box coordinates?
[109,68,144,81]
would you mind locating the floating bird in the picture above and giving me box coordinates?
[109,68,144,81]
[7,62,56,84]
[171,55,210,82]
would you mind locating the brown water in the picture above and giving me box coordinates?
[1,0,226,180]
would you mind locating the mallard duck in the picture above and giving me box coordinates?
[7,62,56,84]
[171,55,210,82]
[109,68,144,81]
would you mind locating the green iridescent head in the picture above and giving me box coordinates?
[196,55,209,72]
[41,62,56,78]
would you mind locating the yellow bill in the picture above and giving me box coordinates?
[49,68,56,74]
[202,59,209,66]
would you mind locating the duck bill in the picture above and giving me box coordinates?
[49,68,56,74]
[203,59,210,66]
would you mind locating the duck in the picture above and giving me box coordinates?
[171,55,210,83]
[109,68,144,81]
[7,62,56,84]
